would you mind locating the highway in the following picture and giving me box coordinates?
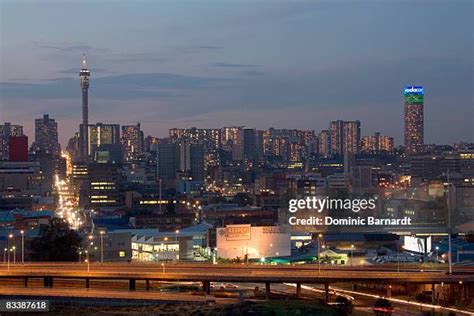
[0,262,472,284]
[0,263,472,315]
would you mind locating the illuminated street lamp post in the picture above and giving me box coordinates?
[175,230,179,261]
[397,239,400,273]
[78,250,82,263]
[317,233,323,274]
[99,230,106,263]
[350,244,355,266]
[20,230,24,264]
[12,246,16,264]
[161,262,165,274]
[8,248,12,271]
[85,250,90,272]
[447,171,453,275]
[3,248,6,264]
[435,246,439,262]
[8,234,13,267]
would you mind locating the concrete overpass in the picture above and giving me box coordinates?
[0,263,472,305]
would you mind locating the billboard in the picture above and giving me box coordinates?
[404,86,424,105]
[223,224,251,241]
[403,236,432,254]
[404,86,424,95]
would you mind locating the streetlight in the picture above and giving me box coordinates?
[161,262,165,274]
[397,239,401,273]
[350,244,355,266]
[8,248,12,271]
[99,230,106,263]
[447,171,453,275]
[435,246,439,262]
[20,230,24,264]
[3,248,6,264]
[174,230,179,261]
[12,246,16,264]
[401,245,406,272]
[85,250,90,272]
[8,234,13,256]
[78,250,82,263]
[317,233,323,274]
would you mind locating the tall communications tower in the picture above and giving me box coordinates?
[79,54,90,162]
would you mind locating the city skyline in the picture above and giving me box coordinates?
[0,0,472,147]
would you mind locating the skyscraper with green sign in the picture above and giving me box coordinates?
[404,86,424,154]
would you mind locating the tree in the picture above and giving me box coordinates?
[28,218,82,261]
[373,298,393,316]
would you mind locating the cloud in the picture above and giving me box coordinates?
[214,63,259,68]
[0,72,234,100]
[35,42,107,53]
[38,44,94,52]
[197,45,222,50]
[107,53,167,64]
[239,70,265,77]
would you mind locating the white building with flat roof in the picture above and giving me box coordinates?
[216,224,291,260]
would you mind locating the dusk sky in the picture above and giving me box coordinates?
[0,0,472,147]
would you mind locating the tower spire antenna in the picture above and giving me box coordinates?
[79,53,90,163]
[82,53,88,70]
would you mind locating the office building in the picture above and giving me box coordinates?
[329,120,361,156]
[178,140,205,181]
[404,86,424,154]
[318,130,331,158]
[31,114,60,155]
[0,123,23,160]
[362,132,394,153]
[86,163,124,208]
[221,126,241,152]
[122,123,144,163]
[88,123,121,163]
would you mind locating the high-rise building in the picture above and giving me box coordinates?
[343,121,361,155]
[379,135,394,152]
[86,163,123,208]
[318,130,331,158]
[87,123,121,163]
[242,128,257,160]
[362,132,394,153]
[122,123,144,163]
[0,123,24,160]
[255,130,264,159]
[157,141,204,181]
[31,114,60,155]
[157,143,179,180]
[329,120,361,156]
[178,140,205,181]
[79,54,90,163]
[404,86,424,154]
[330,121,344,156]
